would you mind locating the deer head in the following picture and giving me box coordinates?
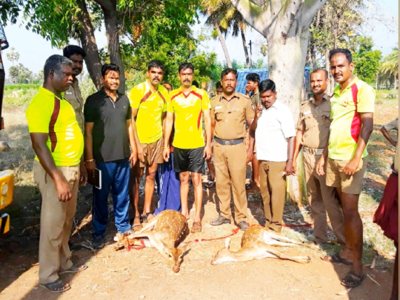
[166,247,190,273]
[211,238,236,265]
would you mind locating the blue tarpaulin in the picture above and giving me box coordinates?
[236,67,310,94]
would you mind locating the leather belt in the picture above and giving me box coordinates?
[215,137,244,146]
[303,146,324,155]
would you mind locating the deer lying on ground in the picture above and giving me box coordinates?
[115,210,190,273]
[211,226,312,265]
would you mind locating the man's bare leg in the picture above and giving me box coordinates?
[191,172,203,223]
[179,171,190,219]
[341,191,363,275]
[129,167,143,227]
[142,162,158,220]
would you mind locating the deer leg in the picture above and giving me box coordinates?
[266,249,311,264]
[134,217,158,233]
[128,232,170,260]
[262,231,319,250]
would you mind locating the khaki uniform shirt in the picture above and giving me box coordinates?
[65,78,84,134]
[250,92,260,108]
[296,94,331,149]
[383,118,398,172]
[211,92,254,140]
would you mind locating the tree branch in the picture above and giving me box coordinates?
[302,0,328,27]
[229,0,267,35]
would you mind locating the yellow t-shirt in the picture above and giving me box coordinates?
[170,86,210,149]
[129,81,172,144]
[328,78,375,160]
[26,87,84,166]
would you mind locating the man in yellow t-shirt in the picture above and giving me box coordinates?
[163,62,212,233]
[317,49,374,288]
[26,55,86,292]
[128,60,171,228]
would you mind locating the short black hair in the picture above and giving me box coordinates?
[221,68,237,79]
[148,59,165,71]
[44,55,73,81]
[63,45,86,59]
[246,73,260,83]
[178,62,194,73]
[259,79,276,94]
[329,49,352,64]
[101,63,120,77]
[216,81,222,89]
[311,69,328,79]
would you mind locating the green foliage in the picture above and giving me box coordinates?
[8,63,35,84]
[353,37,382,83]
[3,84,39,106]
[380,48,398,77]
[6,47,19,65]
[78,76,97,101]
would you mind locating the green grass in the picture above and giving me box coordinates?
[3,84,40,106]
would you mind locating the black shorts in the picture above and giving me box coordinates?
[174,147,204,173]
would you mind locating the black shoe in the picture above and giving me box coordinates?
[92,236,105,249]
[238,221,249,231]
[210,216,231,226]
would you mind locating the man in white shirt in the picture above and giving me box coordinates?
[249,79,296,232]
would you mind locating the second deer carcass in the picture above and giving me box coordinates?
[119,210,190,273]
[211,226,312,265]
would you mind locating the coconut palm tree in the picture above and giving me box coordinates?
[380,48,398,90]
[200,0,251,68]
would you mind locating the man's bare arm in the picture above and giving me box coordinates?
[293,130,304,170]
[343,113,373,175]
[380,126,397,147]
[163,112,174,161]
[127,119,137,166]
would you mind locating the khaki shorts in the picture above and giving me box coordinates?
[326,157,367,194]
[134,138,164,168]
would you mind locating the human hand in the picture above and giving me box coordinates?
[163,145,170,162]
[55,177,72,202]
[316,156,325,176]
[343,158,360,176]
[285,160,295,176]
[79,163,88,186]
[129,150,137,167]
[204,145,212,160]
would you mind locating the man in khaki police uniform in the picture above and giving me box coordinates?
[293,69,345,244]
[210,68,254,231]
[63,45,86,134]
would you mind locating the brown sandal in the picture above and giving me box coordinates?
[132,216,143,231]
[191,222,202,233]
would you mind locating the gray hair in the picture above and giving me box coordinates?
[44,55,73,80]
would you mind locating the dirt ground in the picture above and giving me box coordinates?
[0,105,397,300]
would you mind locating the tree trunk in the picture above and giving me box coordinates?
[76,0,102,90]
[96,0,125,92]
[229,0,328,204]
[240,26,250,68]
[214,22,232,68]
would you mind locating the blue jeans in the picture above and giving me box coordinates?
[92,159,131,238]
[155,152,181,215]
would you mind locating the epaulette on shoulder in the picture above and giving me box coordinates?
[301,99,311,106]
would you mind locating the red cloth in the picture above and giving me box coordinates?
[373,173,398,243]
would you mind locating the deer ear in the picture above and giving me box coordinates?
[179,248,191,259]
[225,238,231,250]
